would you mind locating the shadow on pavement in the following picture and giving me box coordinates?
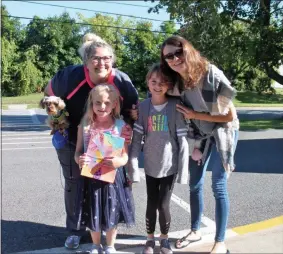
[1,220,91,253]
[233,138,283,174]
[1,114,49,132]
[139,138,283,174]
[237,110,283,120]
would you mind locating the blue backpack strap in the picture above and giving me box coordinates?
[114,118,125,136]
[81,118,89,153]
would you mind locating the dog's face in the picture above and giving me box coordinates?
[39,96,66,115]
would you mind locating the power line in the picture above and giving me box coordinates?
[14,0,180,25]
[3,15,172,34]
[94,0,153,8]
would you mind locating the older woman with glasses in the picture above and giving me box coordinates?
[44,33,138,250]
[160,35,239,254]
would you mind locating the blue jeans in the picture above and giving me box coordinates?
[189,130,238,242]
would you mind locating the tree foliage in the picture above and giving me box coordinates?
[2,1,281,97]
[149,0,283,92]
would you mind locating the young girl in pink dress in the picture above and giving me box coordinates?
[74,84,135,254]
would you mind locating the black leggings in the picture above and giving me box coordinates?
[145,174,176,235]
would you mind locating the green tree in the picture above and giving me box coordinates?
[122,21,175,91]
[1,37,20,96]
[1,5,23,42]
[149,0,283,91]
[78,14,176,91]
[78,13,133,67]
[23,12,82,86]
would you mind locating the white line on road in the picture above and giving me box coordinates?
[138,170,216,229]
[29,109,41,124]
[2,146,54,151]
[2,136,51,140]
[2,121,33,124]
[2,132,50,136]
[2,118,32,120]
[2,141,51,144]
[1,124,45,127]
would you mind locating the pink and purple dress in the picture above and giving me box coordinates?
[74,119,135,232]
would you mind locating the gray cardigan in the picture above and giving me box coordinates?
[128,97,189,184]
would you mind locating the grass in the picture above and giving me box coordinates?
[240,119,283,131]
[233,88,283,107]
[1,88,283,109]
[2,93,44,105]
[1,91,148,109]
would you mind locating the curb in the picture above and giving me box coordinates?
[15,216,283,253]
[232,215,283,235]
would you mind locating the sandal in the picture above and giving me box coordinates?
[175,231,202,249]
[210,242,230,254]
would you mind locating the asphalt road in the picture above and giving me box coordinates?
[1,108,283,253]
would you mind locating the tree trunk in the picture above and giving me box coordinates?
[258,0,283,85]
[263,63,283,85]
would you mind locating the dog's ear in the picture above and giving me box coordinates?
[39,97,47,109]
[57,98,66,110]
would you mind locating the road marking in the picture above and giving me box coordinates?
[2,124,45,127]
[2,122,34,125]
[2,147,54,151]
[2,141,51,145]
[2,137,51,140]
[29,109,41,124]
[232,215,283,235]
[2,132,50,136]
[138,170,216,229]
[2,118,32,121]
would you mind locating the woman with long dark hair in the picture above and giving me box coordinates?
[160,35,239,254]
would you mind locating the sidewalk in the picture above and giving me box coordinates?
[18,217,283,253]
[116,224,283,253]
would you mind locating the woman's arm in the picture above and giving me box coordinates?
[44,81,54,96]
[74,125,84,165]
[176,103,236,123]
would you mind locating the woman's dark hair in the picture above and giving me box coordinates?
[160,35,208,89]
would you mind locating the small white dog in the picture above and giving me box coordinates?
[39,96,69,135]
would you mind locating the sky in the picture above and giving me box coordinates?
[3,0,179,30]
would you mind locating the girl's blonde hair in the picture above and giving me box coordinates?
[84,84,121,125]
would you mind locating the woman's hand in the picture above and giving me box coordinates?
[176,104,197,120]
[121,124,133,144]
[177,103,235,123]
[130,104,138,121]
[78,153,91,169]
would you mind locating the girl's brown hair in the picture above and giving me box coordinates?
[160,35,209,89]
[84,84,120,125]
[146,63,173,85]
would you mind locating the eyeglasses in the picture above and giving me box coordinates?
[91,55,112,64]
[163,48,183,61]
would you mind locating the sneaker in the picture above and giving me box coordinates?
[65,235,81,249]
[90,244,104,254]
[159,239,172,254]
[104,245,116,254]
[143,240,155,254]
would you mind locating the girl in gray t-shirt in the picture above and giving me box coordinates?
[129,63,189,254]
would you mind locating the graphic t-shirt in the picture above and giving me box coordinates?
[142,103,179,178]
